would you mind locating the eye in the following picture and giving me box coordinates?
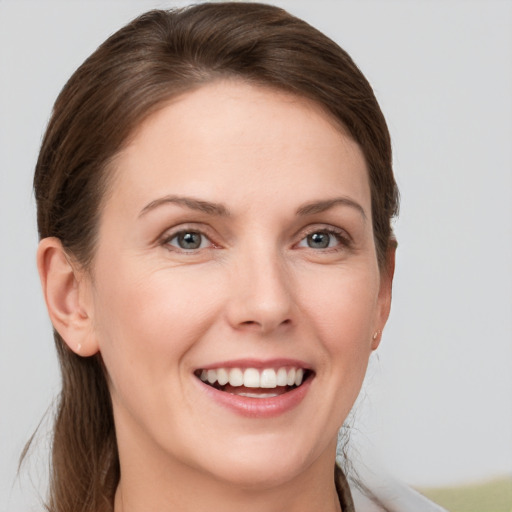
[297,229,349,250]
[165,230,211,251]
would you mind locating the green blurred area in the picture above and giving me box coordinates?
[418,476,512,512]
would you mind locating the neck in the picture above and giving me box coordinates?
[115,464,342,512]
[113,428,341,512]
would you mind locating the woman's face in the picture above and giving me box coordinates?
[82,80,392,487]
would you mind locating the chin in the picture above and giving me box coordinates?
[208,458,305,491]
[195,433,329,491]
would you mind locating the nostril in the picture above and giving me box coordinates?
[239,318,292,332]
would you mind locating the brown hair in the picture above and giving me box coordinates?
[33,3,398,511]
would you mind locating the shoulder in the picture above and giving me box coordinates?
[349,479,448,512]
[336,462,447,512]
[350,487,387,511]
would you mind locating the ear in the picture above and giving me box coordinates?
[37,237,99,357]
[372,245,396,350]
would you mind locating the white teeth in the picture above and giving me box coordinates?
[260,368,277,388]
[238,392,280,398]
[207,369,217,384]
[198,366,308,389]
[276,367,288,387]
[217,368,229,386]
[228,368,244,387]
[243,368,260,388]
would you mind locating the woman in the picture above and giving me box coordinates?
[32,3,440,511]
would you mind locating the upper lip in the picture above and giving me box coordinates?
[196,358,313,371]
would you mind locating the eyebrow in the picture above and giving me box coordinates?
[296,197,367,221]
[139,194,366,221]
[139,195,230,217]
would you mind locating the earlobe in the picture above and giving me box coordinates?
[372,245,396,351]
[37,237,98,357]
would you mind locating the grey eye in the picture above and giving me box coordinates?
[171,231,204,250]
[306,232,331,249]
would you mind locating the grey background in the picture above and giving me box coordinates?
[1,1,511,510]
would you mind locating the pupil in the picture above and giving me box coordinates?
[308,232,329,248]
[179,232,201,249]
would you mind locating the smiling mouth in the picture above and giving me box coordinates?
[194,367,313,398]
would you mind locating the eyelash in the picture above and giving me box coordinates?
[296,226,352,251]
[160,225,352,253]
[161,228,216,253]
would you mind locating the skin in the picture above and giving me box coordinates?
[38,80,393,512]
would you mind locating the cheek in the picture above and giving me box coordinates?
[304,261,378,322]
[298,263,380,367]
[89,261,223,389]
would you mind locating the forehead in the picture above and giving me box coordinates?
[106,80,370,217]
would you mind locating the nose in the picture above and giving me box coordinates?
[225,246,295,335]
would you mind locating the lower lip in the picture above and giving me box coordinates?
[196,376,313,418]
